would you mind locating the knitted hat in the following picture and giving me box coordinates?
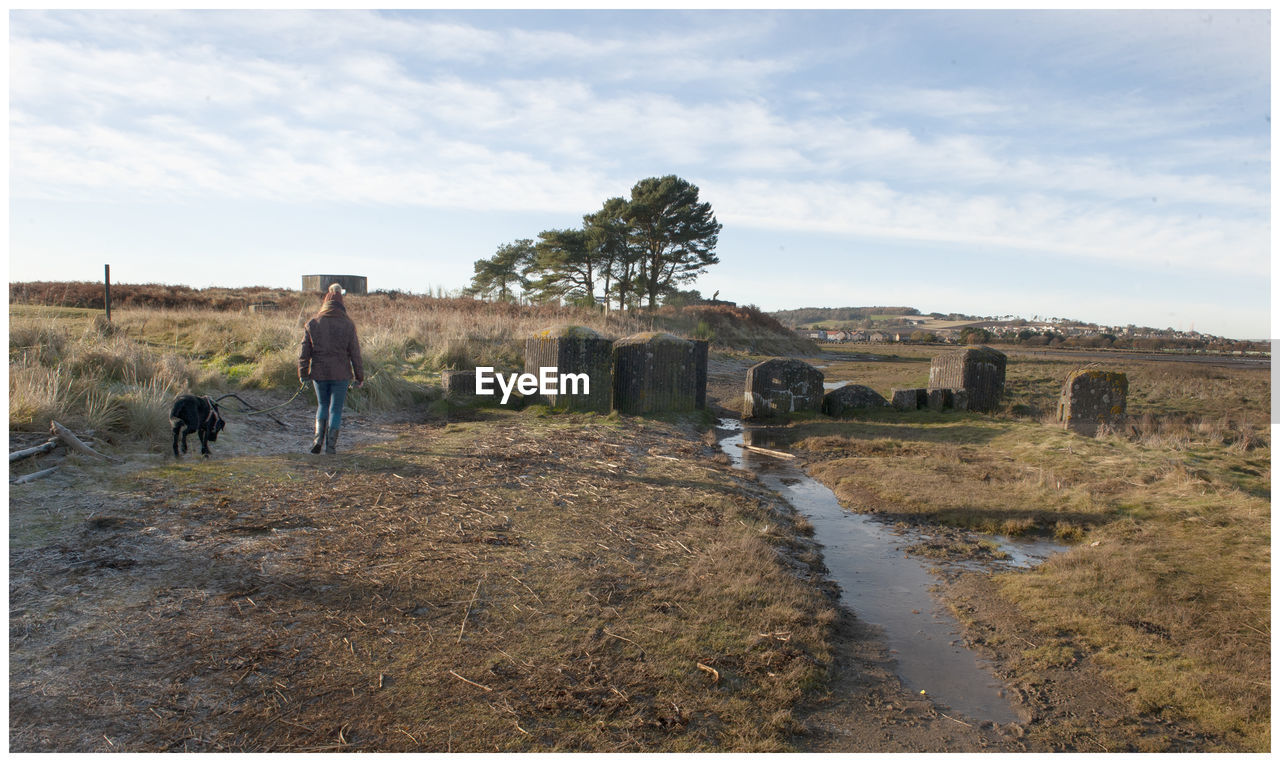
[323,283,345,303]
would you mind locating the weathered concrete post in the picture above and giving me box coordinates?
[822,384,890,417]
[524,326,614,413]
[693,339,709,410]
[926,388,954,412]
[611,332,701,415]
[441,369,480,404]
[742,358,824,419]
[891,388,926,411]
[928,346,1007,413]
[1058,368,1128,435]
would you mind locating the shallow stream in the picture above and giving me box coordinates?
[716,418,1067,725]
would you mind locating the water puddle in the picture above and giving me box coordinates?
[717,418,1060,725]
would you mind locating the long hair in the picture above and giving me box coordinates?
[315,283,349,319]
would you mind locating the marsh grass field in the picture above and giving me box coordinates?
[7,291,1271,752]
[754,344,1271,750]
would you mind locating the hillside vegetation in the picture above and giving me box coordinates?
[9,283,813,448]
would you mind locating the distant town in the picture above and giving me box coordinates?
[769,306,1270,355]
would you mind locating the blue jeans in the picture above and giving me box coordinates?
[314,380,349,431]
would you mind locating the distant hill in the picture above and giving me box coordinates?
[771,306,921,326]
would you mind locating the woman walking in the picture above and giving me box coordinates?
[298,283,364,454]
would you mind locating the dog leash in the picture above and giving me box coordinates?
[247,382,310,415]
[217,370,375,418]
[214,382,309,417]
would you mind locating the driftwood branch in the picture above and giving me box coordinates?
[50,421,121,463]
[741,444,795,460]
[10,439,57,463]
[13,466,59,484]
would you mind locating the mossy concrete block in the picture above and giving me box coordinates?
[926,388,954,411]
[743,358,825,419]
[611,332,701,415]
[524,326,614,413]
[928,346,1007,413]
[1058,368,1128,436]
[891,388,926,411]
[822,384,889,417]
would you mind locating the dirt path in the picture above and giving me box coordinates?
[12,404,1028,752]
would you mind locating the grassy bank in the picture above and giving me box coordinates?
[778,345,1270,750]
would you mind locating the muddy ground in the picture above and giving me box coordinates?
[10,368,1204,751]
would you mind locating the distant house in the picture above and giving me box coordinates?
[829,330,851,343]
[868,331,888,342]
[806,330,828,341]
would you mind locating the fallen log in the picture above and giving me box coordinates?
[13,466,59,484]
[741,444,796,460]
[49,421,122,463]
[10,439,58,463]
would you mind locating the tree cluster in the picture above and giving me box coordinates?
[466,176,722,310]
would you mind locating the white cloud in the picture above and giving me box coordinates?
[701,177,1269,277]
[9,10,1269,286]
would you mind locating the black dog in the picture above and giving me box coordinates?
[170,394,225,458]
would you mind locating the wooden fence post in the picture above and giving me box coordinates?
[104,264,112,322]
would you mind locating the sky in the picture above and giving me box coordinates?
[7,10,1272,339]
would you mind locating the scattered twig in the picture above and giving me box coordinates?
[457,576,484,644]
[448,670,492,692]
[509,574,543,603]
[602,628,646,655]
[939,712,973,728]
[13,466,59,484]
[396,728,419,744]
[696,662,720,684]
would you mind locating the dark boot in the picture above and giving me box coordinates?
[311,420,326,454]
[325,427,340,455]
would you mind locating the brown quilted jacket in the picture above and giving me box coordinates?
[298,306,364,383]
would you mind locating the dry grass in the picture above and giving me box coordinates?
[781,345,1270,750]
[9,412,837,751]
[10,290,811,443]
